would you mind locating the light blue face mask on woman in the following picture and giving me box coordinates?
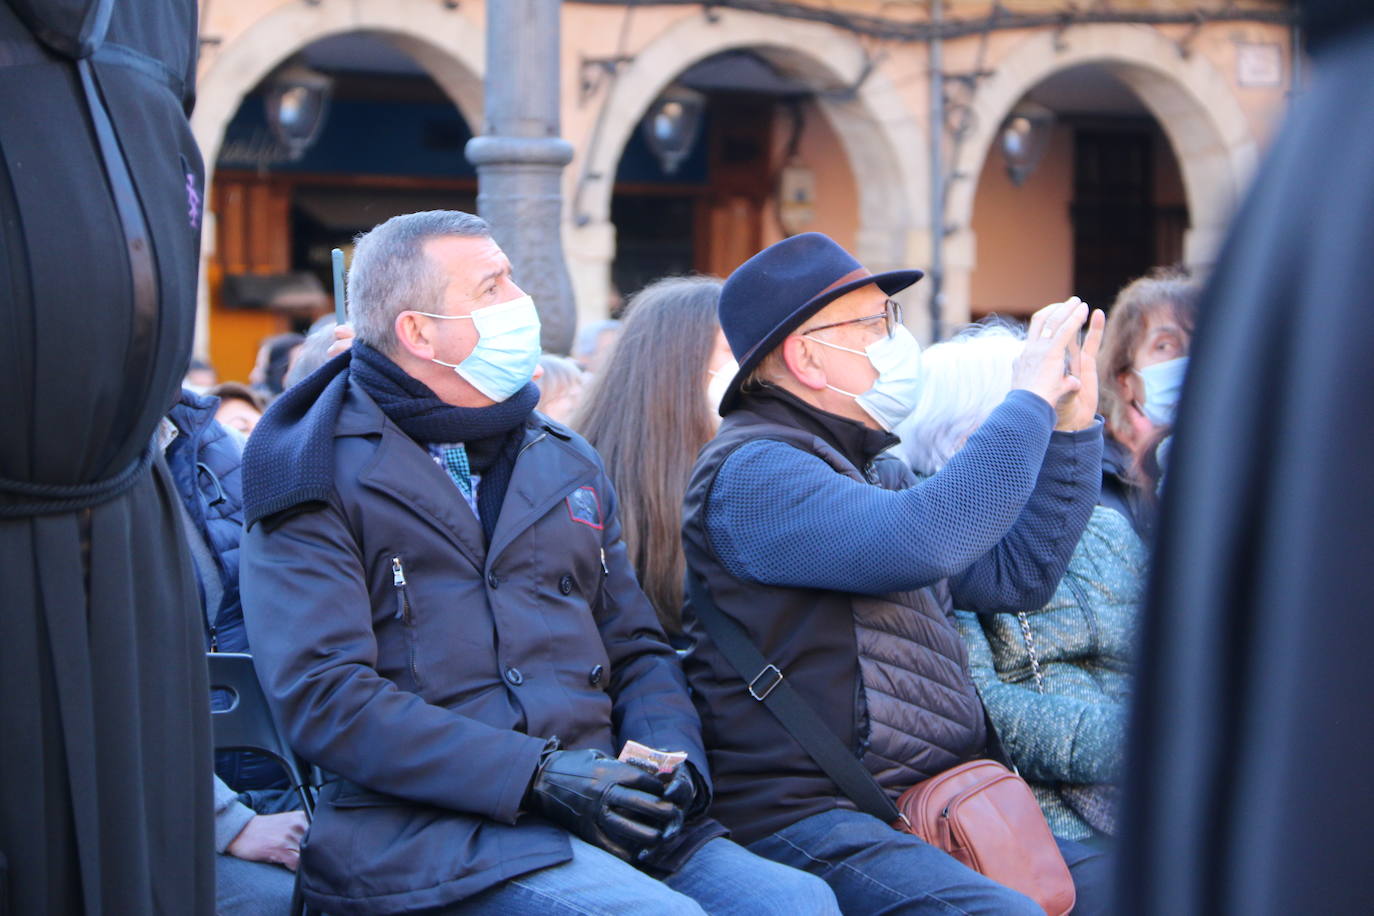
[414,295,542,402]
[1136,356,1189,427]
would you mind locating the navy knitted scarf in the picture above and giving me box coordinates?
[243,342,538,537]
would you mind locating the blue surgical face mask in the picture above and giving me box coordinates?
[1135,356,1189,427]
[414,295,542,402]
[809,325,924,431]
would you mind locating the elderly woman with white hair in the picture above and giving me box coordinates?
[896,321,1148,842]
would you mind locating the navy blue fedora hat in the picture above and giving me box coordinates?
[716,232,923,414]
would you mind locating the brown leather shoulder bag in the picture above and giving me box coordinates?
[895,760,1075,916]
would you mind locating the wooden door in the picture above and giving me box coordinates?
[697,97,774,277]
[1071,126,1155,311]
[209,174,293,381]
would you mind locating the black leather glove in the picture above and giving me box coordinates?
[526,747,681,862]
[659,761,708,820]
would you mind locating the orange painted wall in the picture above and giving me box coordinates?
[762,100,859,253]
[969,123,1076,319]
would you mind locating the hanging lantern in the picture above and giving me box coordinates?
[999,100,1057,187]
[641,84,706,175]
[265,61,333,162]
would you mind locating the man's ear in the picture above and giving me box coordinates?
[394,311,436,361]
[781,336,828,391]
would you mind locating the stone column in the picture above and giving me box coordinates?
[465,0,576,354]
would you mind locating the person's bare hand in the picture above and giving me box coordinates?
[325,323,356,359]
[1054,305,1106,432]
[1011,297,1090,415]
[226,811,308,872]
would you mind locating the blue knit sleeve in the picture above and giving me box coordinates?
[949,418,1104,612]
[705,390,1059,595]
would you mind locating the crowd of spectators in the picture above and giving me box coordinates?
[173,209,1200,915]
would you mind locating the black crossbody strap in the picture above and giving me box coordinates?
[687,572,904,825]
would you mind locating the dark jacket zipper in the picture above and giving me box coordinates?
[392,556,411,620]
[392,556,420,687]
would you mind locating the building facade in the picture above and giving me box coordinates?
[192,0,1293,379]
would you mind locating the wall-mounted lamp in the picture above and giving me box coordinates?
[640,84,706,175]
[265,61,333,161]
[999,100,1056,187]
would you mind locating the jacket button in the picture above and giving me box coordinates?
[588,664,604,686]
[487,572,500,589]
[505,667,524,686]
[559,574,573,596]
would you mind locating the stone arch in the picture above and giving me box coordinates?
[946,23,1257,326]
[189,0,485,355]
[565,7,927,328]
[192,0,485,179]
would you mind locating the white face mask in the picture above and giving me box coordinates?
[413,295,542,402]
[1135,356,1189,427]
[808,325,923,431]
[707,357,739,414]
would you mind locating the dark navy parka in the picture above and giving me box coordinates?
[165,388,246,653]
[240,380,711,915]
[165,389,287,796]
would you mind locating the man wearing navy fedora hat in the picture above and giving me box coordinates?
[679,233,1112,913]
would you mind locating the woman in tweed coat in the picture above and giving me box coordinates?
[897,322,1148,840]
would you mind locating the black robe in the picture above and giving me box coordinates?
[0,1,212,912]
[1116,7,1374,914]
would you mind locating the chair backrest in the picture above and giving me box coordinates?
[207,652,314,816]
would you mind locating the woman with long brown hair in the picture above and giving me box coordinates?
[1096,267,1199,539]
[574,275,732,642]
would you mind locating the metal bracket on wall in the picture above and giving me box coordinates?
[1053,12,1076,53]
[1173,12,1207,59]
[941,69,993,141]
[580,55,635,107]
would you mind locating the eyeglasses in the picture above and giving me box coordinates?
[800,298,903,340]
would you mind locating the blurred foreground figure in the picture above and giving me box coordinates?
[1116,4,1374,913]
[0,1,213,913]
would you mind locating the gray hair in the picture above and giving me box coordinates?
[284,318,337,389]
[346,210,490,355]
[573,319,622,361]
[897,320,1026,475]
[536,354,584,399]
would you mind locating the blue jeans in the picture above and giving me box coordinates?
[215,852,297,916]
[747,808,1111,916]
[447,835,839,915]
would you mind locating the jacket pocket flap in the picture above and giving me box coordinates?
[327,781,405,809]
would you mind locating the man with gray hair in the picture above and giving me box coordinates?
[237,211,837,914]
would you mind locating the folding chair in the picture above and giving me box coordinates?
[207,651,316,816]
[207,652,319,915]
